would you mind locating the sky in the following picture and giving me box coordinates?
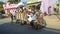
[0,0,8,3]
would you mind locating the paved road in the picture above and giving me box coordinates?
[0,16,60,34]
[0,22,60,34]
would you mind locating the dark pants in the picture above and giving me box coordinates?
[30,20,35,28]
[11,14,15,23]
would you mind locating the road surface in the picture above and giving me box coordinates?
[0,17,60,34]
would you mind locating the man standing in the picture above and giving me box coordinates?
[10,8,16,23]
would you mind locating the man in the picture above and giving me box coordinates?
[10,8,16,23]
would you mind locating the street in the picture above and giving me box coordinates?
[0,22,60,34]
[0,16,60,34]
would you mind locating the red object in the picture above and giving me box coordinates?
[23,10,27,14]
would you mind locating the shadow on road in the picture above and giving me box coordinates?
[0,22,60,34]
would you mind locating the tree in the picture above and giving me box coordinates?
[0,2,4,12]
[8,0,21,3]
[0,2,4,9]
[8,0,16,3]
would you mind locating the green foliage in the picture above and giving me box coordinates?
[0,8,3,11]
[0,1,4,4]
[8,0,15,3]
[8,0,20,3]
[0,2,4,11]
